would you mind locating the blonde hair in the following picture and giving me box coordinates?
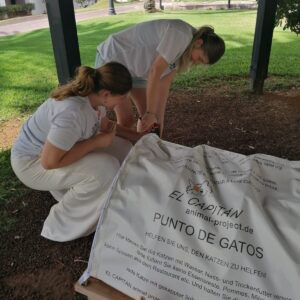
[51,62,132,100]
[177,26,225,73]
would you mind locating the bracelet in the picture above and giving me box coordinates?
[138,112,157,120]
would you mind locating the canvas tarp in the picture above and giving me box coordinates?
[80,134,300,300]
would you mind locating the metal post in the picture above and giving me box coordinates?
[250,0,278,94]
[108,0,116,15]
[159,0,164,10]
[45,0,81,85]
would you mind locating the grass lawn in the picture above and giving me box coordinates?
[0,10,299,121]
[77,0,256,10]
[0,9,299,212]
[75,0,140,12]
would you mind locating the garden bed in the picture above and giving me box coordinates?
[0,83,299,299]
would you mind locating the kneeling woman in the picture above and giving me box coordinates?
[11,62,136,242]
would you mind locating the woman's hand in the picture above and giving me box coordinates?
[101,116,117,133]
[140,112,158,132]
[115,124,147,144]
[95,128,116,148]
[128,131,147,143]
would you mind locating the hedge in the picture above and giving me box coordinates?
[0,3,35,20]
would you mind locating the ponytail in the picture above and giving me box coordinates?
[51,62,132,100]
[195,26,225,65]
[178,25,225,73]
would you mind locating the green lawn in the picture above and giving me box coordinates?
[75,0,256,13]
[0,10,299,121]
[77,0,255,10]
[75,0,139,12]
[0,9,299,211]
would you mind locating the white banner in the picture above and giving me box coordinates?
[81,134,300,300]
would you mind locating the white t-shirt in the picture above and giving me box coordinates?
[97,19,195,79]
[12,96,103,159]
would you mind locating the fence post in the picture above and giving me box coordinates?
[45,0,81,85]
[250,0,277,94]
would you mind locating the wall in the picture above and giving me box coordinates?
[26,0,46,15]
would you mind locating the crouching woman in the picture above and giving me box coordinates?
[11,62,134,242]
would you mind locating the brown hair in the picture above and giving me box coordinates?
[51,62,132,100]
[178,26,225,73]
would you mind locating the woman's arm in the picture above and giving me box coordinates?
[141,55,177,132]
[101,116,145,143]
[116,124,146,143]
[146,55,169,116]
[154,69,177,134]
[41,131,115,170]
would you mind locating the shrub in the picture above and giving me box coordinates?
[0,3,35,20]
[0,6,7,19]
[275,0,300,34]
[256,0,300,35]
[24,3,35,14]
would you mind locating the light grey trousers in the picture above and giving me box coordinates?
[11,137,132,242]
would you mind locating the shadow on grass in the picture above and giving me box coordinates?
[0,11,299,117]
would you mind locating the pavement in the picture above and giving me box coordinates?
[0,3,143,37]
[0,1,257,37]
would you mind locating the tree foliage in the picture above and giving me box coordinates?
[144,0,156,13]
[75,0,89,8]
[273,0,299,34]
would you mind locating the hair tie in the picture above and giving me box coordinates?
[93,69,98,78]
[201,32,208,42]
[93,69,102,91]
[202,28,215,42]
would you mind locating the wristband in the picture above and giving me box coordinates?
[150,123,160,137]
[139,112,157,120]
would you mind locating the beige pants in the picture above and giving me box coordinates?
[11,137,132,242]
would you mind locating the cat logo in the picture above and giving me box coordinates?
[169,63,176,70]
[186,179,212,196]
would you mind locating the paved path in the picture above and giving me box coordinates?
[0,3,144,37]
[0,1,257,37]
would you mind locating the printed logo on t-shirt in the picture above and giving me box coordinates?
[169,63,176,70]
[92,122,100,136]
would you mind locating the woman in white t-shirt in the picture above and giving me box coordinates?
[95,19,225,135]
[11,62,141,242]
